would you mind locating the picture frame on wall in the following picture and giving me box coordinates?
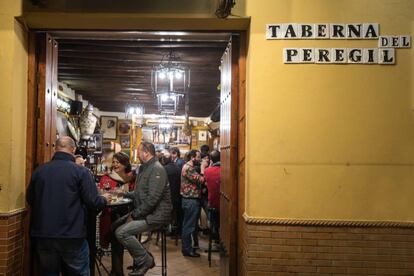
[120,135,130,148]
[118,120,131,135]
[101,116,117,139]
[91,133,103,153]
[198,130,207,141]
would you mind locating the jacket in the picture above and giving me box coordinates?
[204,162,221,209]
[26,151,107,239]
[98,172,133,248]
[164,162,181,206]
[126,157,172,225]
[180,161,205,199]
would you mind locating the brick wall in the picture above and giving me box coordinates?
[0,210,26,276]
[242,222,414,275]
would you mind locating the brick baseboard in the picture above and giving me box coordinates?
[241,214,414,275]
[0,209,26,276]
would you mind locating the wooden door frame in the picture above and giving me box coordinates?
[236,31,246,276]
[25,31,59,275]
[24,29,247,276]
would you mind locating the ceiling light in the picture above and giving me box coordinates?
[175,71,182,79]
[158,72,166,79]
[161,94,169,102]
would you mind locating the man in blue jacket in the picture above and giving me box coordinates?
[27,136,111,275]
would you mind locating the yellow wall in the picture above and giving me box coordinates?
[12,0,414,222]
[0,0,28,212]
[245,0,414,221]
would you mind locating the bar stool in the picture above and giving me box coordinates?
[137,227,168,276]
[155,226,167,276]
[207,208,220,267]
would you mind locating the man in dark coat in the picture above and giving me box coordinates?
[170,147,185,172]
[26,136,111,275]
[160,154,182,236]
[116,142,172,276]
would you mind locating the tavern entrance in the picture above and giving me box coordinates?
[26,30,246,276]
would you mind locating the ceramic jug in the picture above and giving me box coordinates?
[80,104,97,140]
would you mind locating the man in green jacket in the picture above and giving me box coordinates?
[115,141,172,276]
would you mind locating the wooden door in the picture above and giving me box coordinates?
[35,33,58,165]
[219,35,239,276]
[25,32,58,275]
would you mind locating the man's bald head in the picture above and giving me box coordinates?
[56,136,76,154]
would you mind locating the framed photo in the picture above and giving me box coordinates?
[120,135,130,148]
[198,130,207,141]
[91,133,103,153]
[118,120,131,135]
[101,116,117,139]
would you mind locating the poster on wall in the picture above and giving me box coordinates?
[101,116,117,139]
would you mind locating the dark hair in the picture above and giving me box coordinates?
[210,150,220,164]
[201,153,209,159]
[113,152,131,173]
[187,149,199,159]
[200,144,210,155]
[170,147,181,157]
[140,141,156,156]
[160,155,172,166]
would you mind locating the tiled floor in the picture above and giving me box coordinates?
[96,233,220,276]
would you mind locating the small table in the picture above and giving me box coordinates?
[92,198,133,276]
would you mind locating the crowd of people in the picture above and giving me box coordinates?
[27,136,221,276]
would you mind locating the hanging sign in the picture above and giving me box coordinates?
[265,23,411,64]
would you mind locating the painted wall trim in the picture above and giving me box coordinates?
[243,213,414,228]
[0,208,27,218]
[19,13,250,30]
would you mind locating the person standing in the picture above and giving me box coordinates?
[204,150,221,211]
[170,147,185,172]
[180,150,208,257]
[204,150,221,243]
[115,142,172,276]
[160,154,182,237]
[26,136,111,275]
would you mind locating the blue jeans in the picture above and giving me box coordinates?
[181,198,200,254]
[34,238,90,276]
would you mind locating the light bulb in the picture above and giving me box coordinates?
[161,94,169,102]
[175,71,182,79]
[158,72,166,79]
